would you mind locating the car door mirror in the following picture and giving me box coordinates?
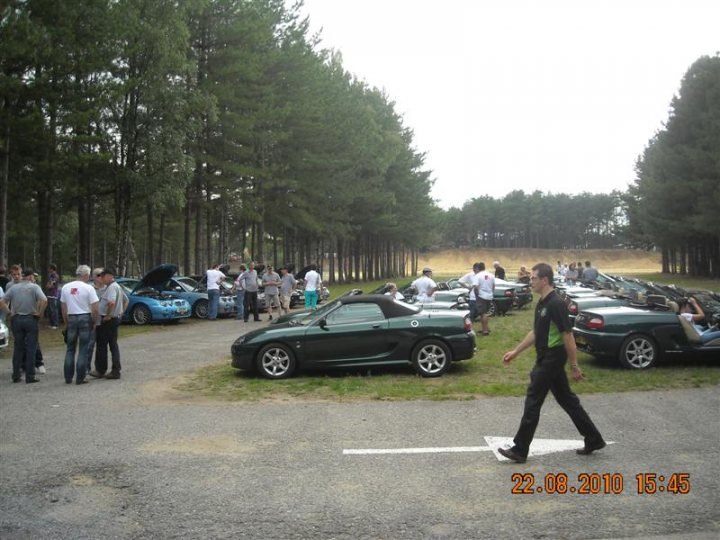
[175,286,183,292]
[319,317,328,329]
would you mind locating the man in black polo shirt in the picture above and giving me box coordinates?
[499,262,605,463]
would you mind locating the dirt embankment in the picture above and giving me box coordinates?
[417,248,661,276]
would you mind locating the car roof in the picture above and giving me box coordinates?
[338,294,420,318]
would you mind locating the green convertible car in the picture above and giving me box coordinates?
[231,294,476,379]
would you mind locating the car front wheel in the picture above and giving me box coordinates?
[132,305,152,325]
[256,343,296,379]
[193,299,208,319]
[619,334,659,369]
[412,339,451,377]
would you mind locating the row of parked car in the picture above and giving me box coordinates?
[114,264,330,325]
[557,273,720,370]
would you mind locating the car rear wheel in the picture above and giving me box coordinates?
[412,339,451,377]
[487,301,497,317]
[619,334,659,369]
[256,343,296,379]
[132,305,152,325]
[193,299,208,319]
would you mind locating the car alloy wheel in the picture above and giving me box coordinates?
[619,334,658,369]
[257,343,296,379]
[193,299,208,319]
[412,339,451,377]
[132,305,152,325]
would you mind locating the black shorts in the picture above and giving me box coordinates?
[477,298,492,315]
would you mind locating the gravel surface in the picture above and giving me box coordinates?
[1,317,718,539]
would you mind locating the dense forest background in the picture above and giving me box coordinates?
[1,1,718,281]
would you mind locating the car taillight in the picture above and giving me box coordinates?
[569,302,578,315]
[586,316,604,330]
[504,290,514,297]
[464,317,472,332]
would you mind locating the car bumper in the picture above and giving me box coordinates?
[573,328,624,357]
[448,331,477,361]
[231,346,255,370]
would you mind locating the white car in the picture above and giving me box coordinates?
[0,320,9,350]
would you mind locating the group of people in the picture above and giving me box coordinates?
[205,262,323,323]
[556,260,599,285]
[0,264,127,386]
[458,263,496,336]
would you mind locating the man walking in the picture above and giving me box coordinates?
[60,265,99,384]
[499,262,605,463]
[1,268,47,383]
[205,264,225,320]
[91,268,127,380]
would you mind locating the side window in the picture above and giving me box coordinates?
[326,304,384,325]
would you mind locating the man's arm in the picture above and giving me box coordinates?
[61,300,68,325]
[563,331,584,381]
[91,301,99,322]
[502,330,535,364]
[36,297,48,318]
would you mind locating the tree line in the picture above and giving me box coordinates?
[1,2,717,281]
[1,0,437,283]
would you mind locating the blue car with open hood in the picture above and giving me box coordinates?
[116,264,192,325]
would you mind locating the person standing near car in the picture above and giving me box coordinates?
[206,264,225,320]
[243,262,261,322]
[233,264,247,321]
[474,262,495,336]
[261,265,281,321]
[460,263,482,321]
[493,261,506,280]
[411,267,437,302]
[86,268,105,373]
[279,266,297,316]
[303,264,322,310]
[91,268,127,380]
[498,262,605,463]
[582,260,598,283]
[60,265,99,385]
[1,268,48,383]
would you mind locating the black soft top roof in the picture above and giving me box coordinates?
[338,294,419,318]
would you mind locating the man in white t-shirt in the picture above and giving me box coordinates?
[60,265,99,384]
[206,264,225,320]
[459,263,481,321]
[303,264,322,310]
[411,267,437,302]
[474,262,495,336]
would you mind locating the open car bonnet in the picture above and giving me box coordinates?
[137,264,178,293]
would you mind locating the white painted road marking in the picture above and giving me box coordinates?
[344,446,492,455]
[344,436,614,460]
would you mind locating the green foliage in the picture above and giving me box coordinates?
[631,55,720,277]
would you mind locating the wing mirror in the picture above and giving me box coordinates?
[319,317,328,329]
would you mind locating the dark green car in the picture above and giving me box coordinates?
[231,294,476,379]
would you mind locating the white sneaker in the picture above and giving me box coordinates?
[37,365,46,375]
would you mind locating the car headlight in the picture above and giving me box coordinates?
[234,335,247,346]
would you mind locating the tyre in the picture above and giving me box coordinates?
[132,304,152,325]
[411,339,451,377]
[256,343,296,379]
[619,334,659,369]
[487,301,497,317]
[193,299,209,319]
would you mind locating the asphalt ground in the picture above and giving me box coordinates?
[1,317,718,539]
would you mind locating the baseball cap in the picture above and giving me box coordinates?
[92,268,104,278]
[422,267,432,273]
[98,268,115,276]
[22,268,38,277]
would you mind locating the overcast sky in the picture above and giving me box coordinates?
[298,0,720,209]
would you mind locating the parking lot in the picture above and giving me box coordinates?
[1,318,718,539]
